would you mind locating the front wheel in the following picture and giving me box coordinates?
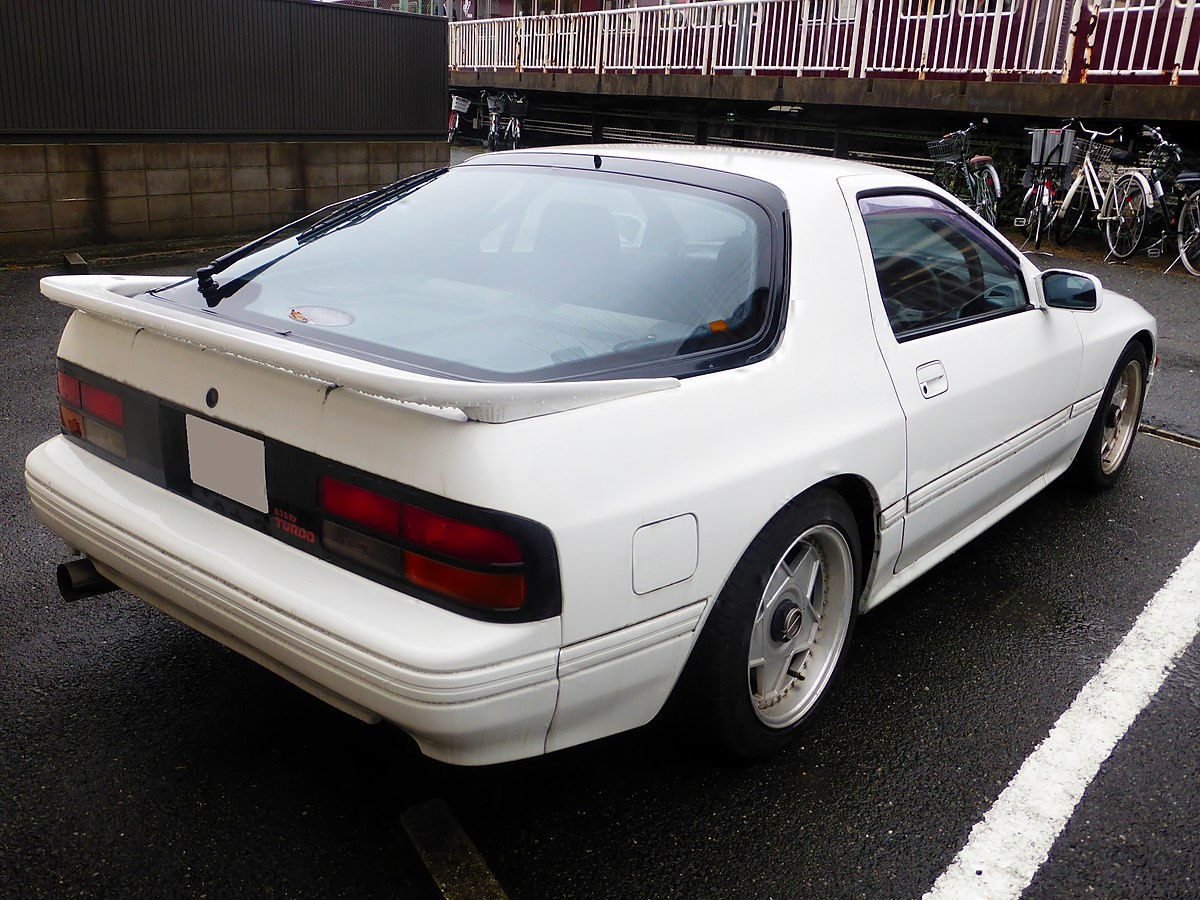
[1177,191,1200,276]
[672,488,861,760]
[1102,173,1148,259]
[934,163,963,199]
[1054,179,1089,246]
[1070,341,1148,490]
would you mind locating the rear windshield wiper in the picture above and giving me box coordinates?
[193,167,448,308]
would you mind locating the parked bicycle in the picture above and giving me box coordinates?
[1100,125,1200,275]
[927,121,1001,226]
[483,91,527,152]
[1016,126,1075,252]
[1052,119,1125,246]
[447,94,471,145]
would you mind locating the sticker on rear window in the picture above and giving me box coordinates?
[289,307,354,327]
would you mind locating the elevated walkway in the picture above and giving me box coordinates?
[450,0,1200,123]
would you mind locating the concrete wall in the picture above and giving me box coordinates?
[0,141,451,259]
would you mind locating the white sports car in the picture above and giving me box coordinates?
[26,146,1155,765]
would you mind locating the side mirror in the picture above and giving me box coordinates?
[1041,269,1102,311]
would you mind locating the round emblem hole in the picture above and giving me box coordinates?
[205,388,219,409]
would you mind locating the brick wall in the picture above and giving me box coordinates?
[0,141,451,258]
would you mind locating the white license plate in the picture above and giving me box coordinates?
[185,415,268,513]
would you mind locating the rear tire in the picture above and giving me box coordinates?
[974,168,998,226]
[1070,341,1148,491]
[672,488,861,760]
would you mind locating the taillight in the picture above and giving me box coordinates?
[320,476,401,536]
[57,371,81,406]
[402,505,522,564]
[404,554,525,610]
[80,383,125,428]
[318,476,529,611]
[58,367,126,459]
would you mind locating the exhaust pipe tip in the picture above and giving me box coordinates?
[56,558,117,602]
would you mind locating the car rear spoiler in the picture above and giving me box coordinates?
[41,275,680,424]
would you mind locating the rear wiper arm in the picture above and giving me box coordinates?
[297,167,447,245]
[194,167,448,308]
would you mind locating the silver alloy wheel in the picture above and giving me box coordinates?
[1100,359,1144,475]
[747,524,854,729]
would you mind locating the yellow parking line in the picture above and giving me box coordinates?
[401,799,508,900]
[1140,423,1200,450]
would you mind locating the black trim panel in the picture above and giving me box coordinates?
[56,361,562,623]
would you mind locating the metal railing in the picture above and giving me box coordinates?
[449,0,1200,83]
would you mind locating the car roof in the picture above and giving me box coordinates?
[462,142,910,186]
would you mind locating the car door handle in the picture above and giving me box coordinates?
[916,360,948,399]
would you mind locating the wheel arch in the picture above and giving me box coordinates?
[704,473,881,623]
[1131,328,1155,369]
[821,474,880,596]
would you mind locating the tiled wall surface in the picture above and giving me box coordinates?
[0,141,451,257]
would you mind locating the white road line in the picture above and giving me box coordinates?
[925,538,1200,900]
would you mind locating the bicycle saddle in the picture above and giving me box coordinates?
[1176,170,1200,185]
[968,155,993,166]
[1110,149,1137,165]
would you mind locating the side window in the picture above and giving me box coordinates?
[858,194,1029,339]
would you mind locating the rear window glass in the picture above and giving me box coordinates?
[150,164,775,382]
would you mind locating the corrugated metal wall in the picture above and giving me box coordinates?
[0,0,446,139]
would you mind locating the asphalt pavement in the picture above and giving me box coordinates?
[1,231,1198,899]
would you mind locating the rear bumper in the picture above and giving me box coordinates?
[26,436,561,766]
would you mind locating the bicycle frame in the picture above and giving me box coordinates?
[1058,154,1105,218]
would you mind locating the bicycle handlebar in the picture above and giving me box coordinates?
[1062,117,1122,141]
[942,122,981,139]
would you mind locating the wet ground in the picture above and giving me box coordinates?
[1,227,1198,898]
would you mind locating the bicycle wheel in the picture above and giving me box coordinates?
[973,168,998,226]
[1054,179,1089,246]
[1024,182,1049,250]
[933,163,962,195]
[1018,187,1036,241]
[1103,173,1148,259]
[1178,191,1200,276]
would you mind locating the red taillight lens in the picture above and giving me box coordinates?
[319,476,401,536]
[402,506,523,565]
[58,370,127,458]
[403,553,526,610]
[60,405,84,438]
[318,473,536,612]
[57,371,81,406]
[80,383,124,428]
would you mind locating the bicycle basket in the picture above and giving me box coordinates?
[927,134,967,162]
[486,94,507,114]
[508,97,528,117]
[1153,149,1184,184]
[450,95,471,114]
[1029,128,1075,168]
[1075,137,1117,176]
